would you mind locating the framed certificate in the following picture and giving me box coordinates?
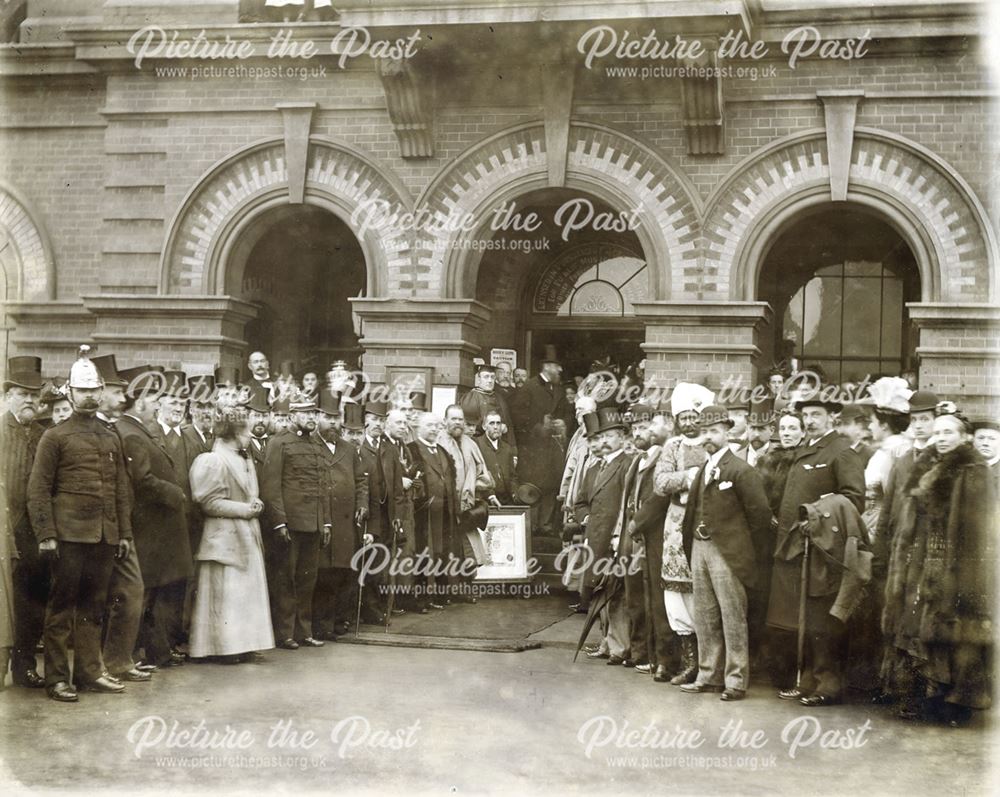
[473,507,533,583]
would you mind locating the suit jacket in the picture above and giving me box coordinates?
[27,412,133,546]
[358,434,403,541]
[0,410,44,535]
[682,449,773,589]
[409,439,457,556]
[313,432,368,568]
[476,435,518,503]
[622,445,670,541]
[573,450,634,588]
[510,374,570,441]
[151,422,191,498]
[260,429,331,533]
[116,413,191,586]
[181,425,214,473]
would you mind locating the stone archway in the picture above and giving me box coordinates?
[702,129,998,304]
[159,137,413,298]
[0,180,56,302]
[416,121,702,300]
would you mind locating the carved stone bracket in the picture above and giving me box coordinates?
[818,91,864,201]
[376,57,434,158]
[679,41,724,155]
[276,102,316,204]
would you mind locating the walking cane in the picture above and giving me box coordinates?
[385,518,402,634]
[795,528,811,690]
[355,518,368,638]
[639,536,656,677]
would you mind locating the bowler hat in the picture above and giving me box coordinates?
[907,390,939,414]
[791,386,843,413]
[838,404,870,425]
[699,404,735,429]
[626,402,656,425]
[342,402,365,431]
[186,374,216,404]
[91,354,128,388]
[214,366,240,388]
[4,356,43,391]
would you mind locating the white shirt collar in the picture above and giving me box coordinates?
[604,448,624,464]
[159,420,180,436]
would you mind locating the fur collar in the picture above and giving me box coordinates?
[908,442,979,502]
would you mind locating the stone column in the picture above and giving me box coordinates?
[634,301,773,396]
[350,297,491,402]
[908,303,1000,416]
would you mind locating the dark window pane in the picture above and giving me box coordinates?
[841,360,881,383]
[802,277,843,357]
[881,278,903,356]
[843,277,882,356]
[844,260,883,277]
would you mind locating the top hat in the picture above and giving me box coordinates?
[583,407,627,438]
[214,366,240,388]
[746,397,775,427]
[4,356,43,391]
[364,400,387,418]
[161,370,189,398]
[271,397,291,415]
[91,354,128,388]
[120,365,166,400]
[699,404,736,429]
[907,390,939,414]
[838,403,870,425]
[289,397,317,411]
[342,402,365,431]
[409,391,428,411]
[317,389,341,416]
[463,499,490,531]
[186,374,216,404]
[515,482,541,506]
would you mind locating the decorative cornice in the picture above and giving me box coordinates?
[350,297,492,327]
[633,301,773,327]
[907,302,1000,327]
[82,294,260,321]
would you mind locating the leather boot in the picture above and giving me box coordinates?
[670,635,698,686]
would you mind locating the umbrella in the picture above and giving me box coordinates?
[573,574,623,662]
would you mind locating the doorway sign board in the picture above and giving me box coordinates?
[490,348,517,372]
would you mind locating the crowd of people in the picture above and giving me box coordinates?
[0,346,995,728]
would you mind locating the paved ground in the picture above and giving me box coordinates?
[0,601,995,796]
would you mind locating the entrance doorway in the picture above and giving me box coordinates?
[229,205,366,375]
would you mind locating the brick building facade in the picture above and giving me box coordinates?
[1,0,997,411]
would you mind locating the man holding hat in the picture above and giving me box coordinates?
[768,386,864,707]
[27,347,133,701]
[261,396,331,648]
[653,381,716,685]
[1,356,47,689]
[679,405,772,701]
[116,365,192,671]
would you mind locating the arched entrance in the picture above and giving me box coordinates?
[474,187,648,382]
[757,205,921,383]
[225,204,366,373]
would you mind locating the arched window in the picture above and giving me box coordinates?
[758,208,919,383]
[533,242,648,318]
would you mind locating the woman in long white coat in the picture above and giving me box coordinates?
[189,409,274,663]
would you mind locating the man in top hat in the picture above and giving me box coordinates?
[653,381,716,685]
[311,390,368,639]
[92,357,151,684]
[245,351,273,407]
[213,366,241,407]
[261,396,332,648]
[679,405,772,701]
[972,418,1000,490]
[476,409,518,506]
[27,347,133,701]
[460,364,515,448]
[769,388,864,707]
[115,365,191,671]
[731,397,776,468]
[245,393,271,480]
[510,359,572,532]
[621,402,674,681]
[570,407,635,664]
[340,402,366,450]
[270,396,292,435]
[1,355,47,689]
[356,400,400,621]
